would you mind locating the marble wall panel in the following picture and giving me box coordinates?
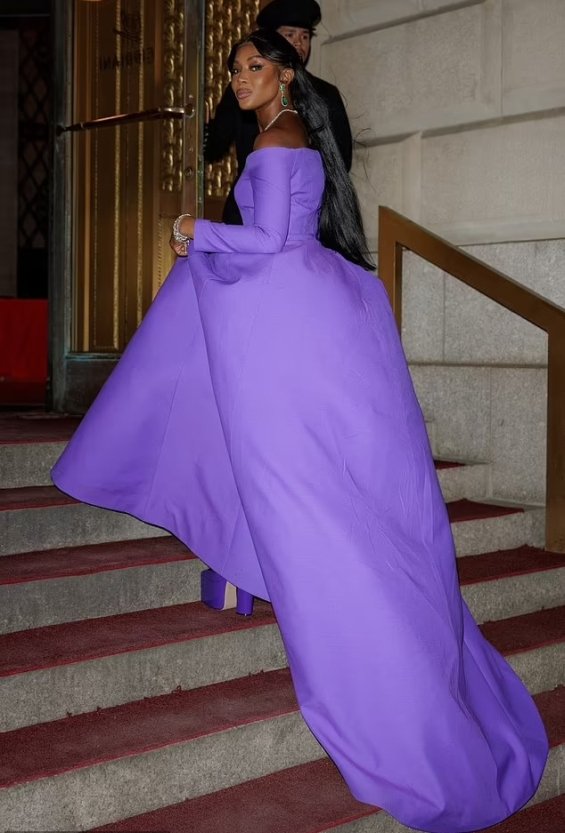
[443,282,547,365]
[321,1,501,141]
[421,115,565,243]
[409,365,492,461]
[321,0,484,39]
[351,140,404,250]
[409,363,547,503]
[398,240,565,366]
[402,254,446,363]
[464,240,565,308]
[442,240,564,365]
[502,0,565,116]
[489,368,547,503]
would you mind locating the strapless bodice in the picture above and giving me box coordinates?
[235,148,323,241]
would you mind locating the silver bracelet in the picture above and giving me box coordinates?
[172,212,193,244]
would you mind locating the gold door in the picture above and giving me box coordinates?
[51,0,203,411]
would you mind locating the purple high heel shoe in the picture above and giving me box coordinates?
[200,568,254,616]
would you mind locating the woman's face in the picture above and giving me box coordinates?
[230,43,283,112]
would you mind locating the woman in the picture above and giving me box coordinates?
[52,30,548,833]
[203,0,352,225]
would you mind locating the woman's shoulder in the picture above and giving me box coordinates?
[246,144,320,164]
[253,125,308,153]
[244,121,321,171]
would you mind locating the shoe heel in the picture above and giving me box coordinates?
[200,568,227,610]
[236,588,254,616]
[201,569,254,616]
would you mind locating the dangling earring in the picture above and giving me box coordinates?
[280,82,288,107]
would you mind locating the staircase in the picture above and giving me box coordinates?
[0,411,564,832]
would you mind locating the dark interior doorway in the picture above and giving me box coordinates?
[0,0,51,407]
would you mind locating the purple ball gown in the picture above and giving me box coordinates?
[52,147,548,832]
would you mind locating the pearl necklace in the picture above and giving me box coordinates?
[260,108,298,133]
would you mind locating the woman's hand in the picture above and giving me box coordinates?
[170,214,196,257]
[169,236,190,257]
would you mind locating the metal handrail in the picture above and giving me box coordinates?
[378,206,565,552]
[56,103,194,135]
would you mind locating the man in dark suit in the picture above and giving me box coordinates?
[204,0,353,224]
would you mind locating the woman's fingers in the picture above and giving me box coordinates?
[169,236,188,257]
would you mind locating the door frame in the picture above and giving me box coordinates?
[49,0,204,413]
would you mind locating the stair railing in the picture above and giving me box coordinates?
[378,206,565,553]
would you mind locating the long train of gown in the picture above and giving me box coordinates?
[52,147,548,832]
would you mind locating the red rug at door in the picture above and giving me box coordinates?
[0,299,47,404]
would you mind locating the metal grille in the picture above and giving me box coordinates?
[18,18,50,250]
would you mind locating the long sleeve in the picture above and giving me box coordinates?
[193,148,295,255]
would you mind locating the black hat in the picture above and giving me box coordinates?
[256,0,322,31]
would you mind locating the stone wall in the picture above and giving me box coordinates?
[312,0,565,505]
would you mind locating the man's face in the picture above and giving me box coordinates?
[277,26,311,63]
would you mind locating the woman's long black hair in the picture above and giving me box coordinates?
[228,29,375,272]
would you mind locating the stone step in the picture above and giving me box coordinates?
[93,759,378,833]
[0,669,323,831]
[0,450,471,502]
[459,546,565,624]
[481,607,565,696]
[0,418,490,500]
[0,440,67,489]
[0,533,562,637]
[89,761,565,833]
[436,459,490,502]
[448,499,545,555]
[0,601,285,731]
[0,487,168,556]
[0,486,543,558]
[0,414,78,490]
[0,414,79,444]
[1,515,562,633]
[0,672,562,832]
[0,537,203,633]
[3,449,485,501]
[0,573,562,731]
